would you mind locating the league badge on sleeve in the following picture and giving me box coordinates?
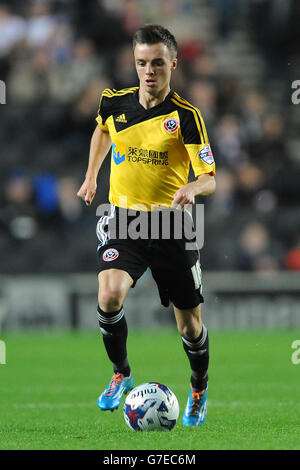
[199,145,214,165]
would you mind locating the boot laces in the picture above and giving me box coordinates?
[190,389,205,416]
[106,373,124,396]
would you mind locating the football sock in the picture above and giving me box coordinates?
[181,324,209,390]
[97,305,131,377]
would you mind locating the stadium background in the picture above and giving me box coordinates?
[0,0,300,452]
[0,0,300,330]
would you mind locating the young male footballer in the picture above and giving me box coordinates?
[77,24,216,426]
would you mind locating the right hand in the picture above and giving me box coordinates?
[77,178,97,206]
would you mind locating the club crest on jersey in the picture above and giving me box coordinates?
[199,145,214,165]
[103,248,119,262]
[163,117,179,133]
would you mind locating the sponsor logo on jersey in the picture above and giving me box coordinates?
[163,117,179,133]
[112,143,125,165]
[103,248,119,261]
[199,145,214,165]
[127,146,169,166]
[115,113,127,123]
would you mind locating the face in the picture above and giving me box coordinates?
[134,42,177,95]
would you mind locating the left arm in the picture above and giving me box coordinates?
[174,104,216,209]
[171,173,216,209]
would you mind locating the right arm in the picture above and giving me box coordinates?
[77,125,112,206]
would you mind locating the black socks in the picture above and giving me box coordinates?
[98,303,208,388]
[97,305,130,377]
[181,324,209,390]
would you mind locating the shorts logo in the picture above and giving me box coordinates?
[199,145,214,165]
[103,248,119,262]
[163,117,179,133]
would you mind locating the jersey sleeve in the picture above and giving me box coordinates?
[95,89,113,132]
[180,107,215,177]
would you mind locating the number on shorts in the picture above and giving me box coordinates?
[191,260,202,290]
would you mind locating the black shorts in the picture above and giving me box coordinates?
[96,205,204,309]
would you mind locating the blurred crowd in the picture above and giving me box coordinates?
[0,0,300,274]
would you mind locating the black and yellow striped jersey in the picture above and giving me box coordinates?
[96,87,215,211]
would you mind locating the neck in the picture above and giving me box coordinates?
[139,85,170,109]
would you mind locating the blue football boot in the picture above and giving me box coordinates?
[182,385,208,426]
[97,372,134,411]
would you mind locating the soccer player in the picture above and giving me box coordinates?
[77,24,216,426]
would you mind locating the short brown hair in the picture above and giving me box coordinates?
[133,24,178,59]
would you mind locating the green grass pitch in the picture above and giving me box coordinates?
[0,329,299,450]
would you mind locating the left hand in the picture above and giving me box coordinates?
[171,184,195,210]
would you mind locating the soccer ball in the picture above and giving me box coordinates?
[123,382,179,431]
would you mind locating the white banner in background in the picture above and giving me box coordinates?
[2,278,70,330]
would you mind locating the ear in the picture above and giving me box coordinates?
[171,58,178,70]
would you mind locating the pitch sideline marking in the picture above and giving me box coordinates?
[0,400,296,409]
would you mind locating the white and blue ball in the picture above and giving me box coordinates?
[123,382,179,431]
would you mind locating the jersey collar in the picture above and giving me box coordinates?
[133,88,174,112]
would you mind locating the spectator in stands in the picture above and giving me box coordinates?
[247,0,297,84]
[111,44,138,90]
[121,0,143,36]
[0,170,37,240]
[241,90,268,145]
[285,236,300,271]
[247,112,300,206]
[57,176,83,226]
[237,220,281,272]
[0,1,26,80]
[213,114,247,169]
[25,0,57,49]
[62,37,105,101]
[209,168,236,217]
[188,54,217,84]
[213,0,241,39]
[235,162,264,209]
[188,80,217,129]
[8,48,54,102]
[0,2,26,58]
